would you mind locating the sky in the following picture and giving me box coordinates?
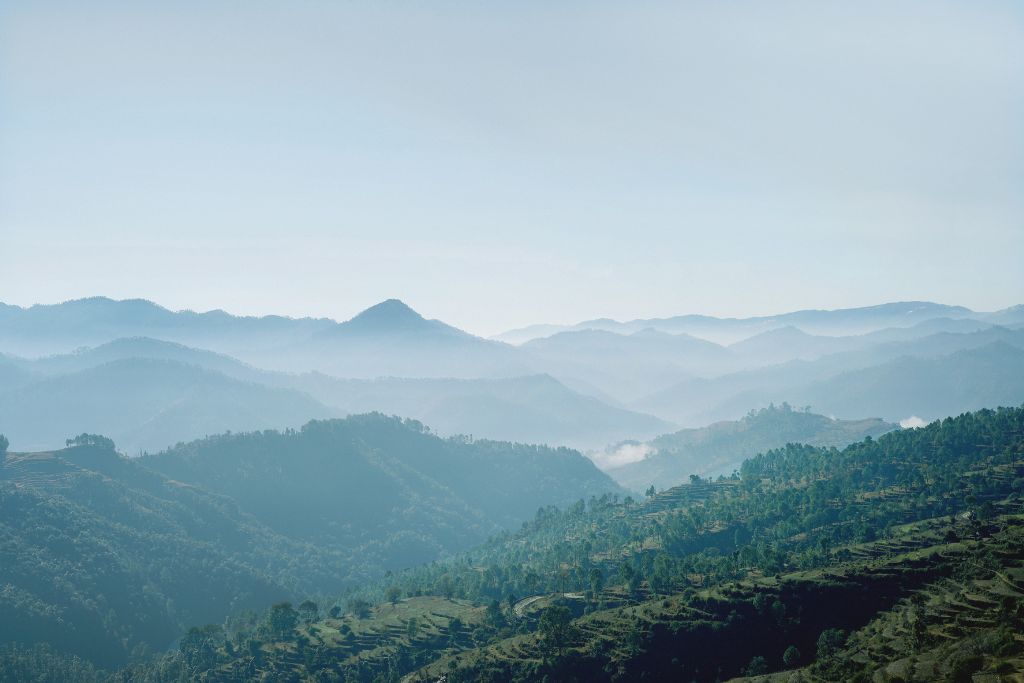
[1,1,1022,337]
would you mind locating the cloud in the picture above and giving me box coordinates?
[900,415,928,429]
[588,442,653,470]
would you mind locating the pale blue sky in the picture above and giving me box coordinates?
[1,1,1022,335]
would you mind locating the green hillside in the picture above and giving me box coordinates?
[608,403,895,491]
[141,414,622,558]
[0,416,620,672]
[0,442,344,667]
[112,405,1024,682]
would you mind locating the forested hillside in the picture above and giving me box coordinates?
[0,417,620,672]
[0,440,344,667]
[141,414,622,556]
[123,405,1024,682]
[606,403,895,491]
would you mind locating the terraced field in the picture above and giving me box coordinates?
[207,597,486,681]
[412,511,1024,682]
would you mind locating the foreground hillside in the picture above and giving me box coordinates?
[99,405,1024,682]
[0,417,620,669]
[0,441,340,667]
[606,403,894,491]
[141,414,623,555]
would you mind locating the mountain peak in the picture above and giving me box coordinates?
[351,299,423,324]
[338,299,461,337]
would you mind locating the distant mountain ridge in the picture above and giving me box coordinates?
[633,334,1024,426]
[5,297,1020,355]
[0,357,335,454]
[495,301,1022,345]
[0,297,335,358]
[604,404,896,491]
[0,337,670,453]
[2,296,1022,455]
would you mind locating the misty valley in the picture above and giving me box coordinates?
[1,298,1024,682]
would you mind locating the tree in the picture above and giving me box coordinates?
[447,616,464,646]
[485,599,505,629]
[385,586,402,605]
[347,598,372,619]
[538,605,577,659]
[588,567,604,599]
[628,568,643,598]
[619,561,635,588]
[783,645,801,668]
[816,628,847,660]
[180,624,224,671]
[435,574,455,599]
[298,599,319,624]
[745,656,769,676]
[247,638,263,664]
[269,602,298,639]
[0,434,8,458]
[645,485,656,498]
[649,554,673,594]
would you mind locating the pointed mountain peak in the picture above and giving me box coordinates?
[335,299,471,339]
[350,299,424,325]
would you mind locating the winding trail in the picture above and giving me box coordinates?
[512,592,586,617]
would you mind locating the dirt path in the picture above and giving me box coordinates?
[512,594,546,617]
[513,592,586,617]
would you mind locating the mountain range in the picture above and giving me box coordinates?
[494,301,1023,345]
[1,297,1023,457]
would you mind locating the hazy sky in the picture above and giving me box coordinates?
[1,1,1022,336]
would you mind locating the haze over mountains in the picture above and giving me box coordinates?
[494,301,1023,345]
[1,297,1023,460]
[602,404,896,492]
[2,297,1023,681]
